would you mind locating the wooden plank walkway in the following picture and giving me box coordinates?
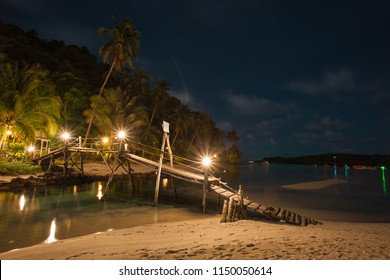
[209,184,320,226]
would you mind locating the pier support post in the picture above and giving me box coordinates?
[154,130,167,206]
[63,143,68,177]
[220,200,228,223]
[202,167,209,213]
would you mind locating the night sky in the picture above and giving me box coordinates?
[1,0,390,160]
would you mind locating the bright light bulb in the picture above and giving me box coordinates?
[61,132,70,140]
[202,156,212,167]
[117,130,126,139]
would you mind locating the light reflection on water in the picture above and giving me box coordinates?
[45,218,57,244]
[0,178,205,253]
[381,167,387,195]
[0,163,389,253]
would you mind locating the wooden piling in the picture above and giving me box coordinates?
[63,145,68,176]
[154,131,166,206]
[272,207,281,217]
[289,212,296,224]
[202,168,208,214]
[220,200,228,223]
[227,197,235,222]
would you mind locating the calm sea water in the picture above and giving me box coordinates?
[220,164,389,222]
[0,163,389,253]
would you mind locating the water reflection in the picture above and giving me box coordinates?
[96,182,103,200]
[162,178,168,188]
[344,165,349,178]
[45,218,57,244]
[19,194,25,211]
[382,167,387,195]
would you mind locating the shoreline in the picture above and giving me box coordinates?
[0,161,156,190]
[0,215,389,260]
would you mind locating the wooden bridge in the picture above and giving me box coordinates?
[32,136,320,226]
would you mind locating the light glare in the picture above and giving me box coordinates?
[202,156,212,167]
[61,132,70,141]
[117,130,126,139]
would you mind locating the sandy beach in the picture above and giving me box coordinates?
[0,215,389,260]
[1,163,389,260]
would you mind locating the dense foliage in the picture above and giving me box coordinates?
[0,20,240,163]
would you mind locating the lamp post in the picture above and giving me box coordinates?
[202,156,212,214]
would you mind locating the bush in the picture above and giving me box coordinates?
[6,143,26,161]
[0,160,42,175]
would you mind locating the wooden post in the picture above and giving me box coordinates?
[227,196,235,222]
[232,203,237,222]
[237,185,246,219]
[63,142,68,177]
[154,132,166,206]
[202,167,208,213]
[40,139,44,157]
[220,200,228,223]
[164,133,177,199]
[165,133,173,168]
[80,152,84,176]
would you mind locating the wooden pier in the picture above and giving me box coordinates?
[33,136,321,226]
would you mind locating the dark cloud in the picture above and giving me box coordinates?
[286,69,355,98]
[225,93,297,116]
[305,116,351,131]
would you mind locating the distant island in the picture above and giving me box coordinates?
[255,153,390,167]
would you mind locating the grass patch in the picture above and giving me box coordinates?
[0,161,42,175]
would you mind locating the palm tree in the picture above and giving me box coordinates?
[149,79,170,128]
[0,63,61,149]
[129,68,152,98]
[188,111,209,150]
[171,104,191,148]
[84,17,140,143]
[83,87,147,139]
[226,129,239,147]
[226,130,241,164]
